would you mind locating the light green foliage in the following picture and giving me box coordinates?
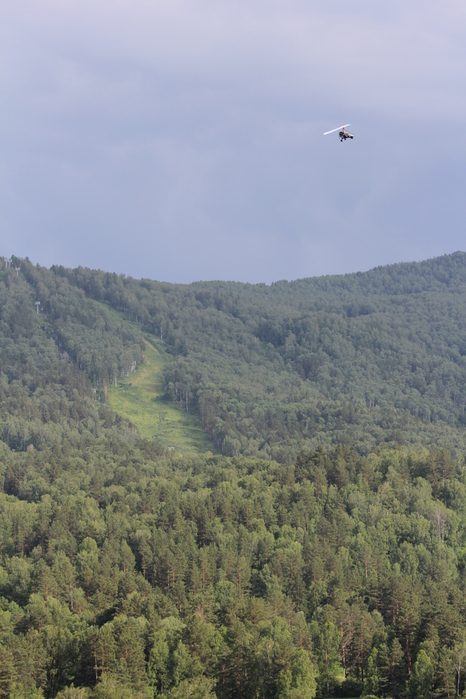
[411,650,434,699]
[91,677,150,698]
[277,649,317,699]
[311,618,341,696]
[168,676,216,699]
[107,340,211,453]
[55,686,89,698]
[363,650,379,697]
[148,616,192,694]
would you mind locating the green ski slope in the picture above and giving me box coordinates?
[107,338,212,453]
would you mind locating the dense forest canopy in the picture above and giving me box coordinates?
[2,441,466,699]
[2,253,466,698]
[20,250,466,458]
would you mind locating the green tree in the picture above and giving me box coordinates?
[76,538,99,601]
[277,649,317,699]
[363,650,379,697]
[168,676,216,699]
[411,649,434,699]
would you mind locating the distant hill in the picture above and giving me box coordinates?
[2,252,466,458]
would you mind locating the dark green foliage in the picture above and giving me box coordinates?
[51,251,466,458]
[5,253,466,457]
[0,257,143,452]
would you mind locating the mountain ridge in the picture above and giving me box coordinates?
[2,250,466,458]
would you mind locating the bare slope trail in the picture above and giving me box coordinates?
[107,337,212,453]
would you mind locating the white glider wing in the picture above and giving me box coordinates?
[323,124,351,135]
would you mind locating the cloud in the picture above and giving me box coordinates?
[1,1,466,282]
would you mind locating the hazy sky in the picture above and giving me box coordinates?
[2,1,466,283]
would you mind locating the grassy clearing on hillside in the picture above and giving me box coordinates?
[107,338,213,453]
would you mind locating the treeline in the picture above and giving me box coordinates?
[1,443,466,698]
[46,251,466,457]
[0,259,143,451]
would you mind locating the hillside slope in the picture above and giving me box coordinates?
[0,258,212,455]
[48,251,466,458]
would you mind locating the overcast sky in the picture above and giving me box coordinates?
[2,1,466,283]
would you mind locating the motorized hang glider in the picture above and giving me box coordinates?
[323,124,353,142]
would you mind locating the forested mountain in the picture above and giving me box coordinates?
[3,251,466,461]
[2,253,466,698]
[46,251,466,458]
